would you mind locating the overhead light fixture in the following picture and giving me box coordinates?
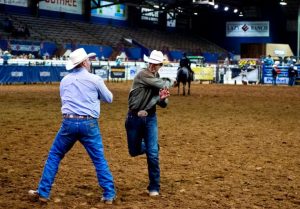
[214,4,219,9]
[224,6,229,11]
[279,0,287,6]
[239,11,243,17]
[233,8,238,13]
[193,0,215,5]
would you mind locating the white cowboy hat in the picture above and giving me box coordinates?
[66,48,96,70]
[143,50,164,64]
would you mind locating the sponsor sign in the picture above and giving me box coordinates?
[39,0,82,14]
[0,0,28,7]
[264,77,288,84]
[95,67,108,79]
[141,8,158,23]
[193,67,214,80]
[11,71,23,77]
[40,71,51,77]
[226,21,269,37]
[128,66,137,80]
[91,1,127,20]
[11,44,40,52]
[167,13,176,28]
[159,66,178,80]
[110,66,125,78]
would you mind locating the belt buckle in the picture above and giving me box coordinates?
[137,110,148,117]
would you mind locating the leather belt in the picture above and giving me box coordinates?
[63,114,94,119]
[128,109,155,117]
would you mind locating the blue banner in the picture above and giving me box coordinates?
[262,65,300,84]
[0,66,68,83]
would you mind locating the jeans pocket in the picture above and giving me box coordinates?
[60,120,71,136]
[85,120,99,137]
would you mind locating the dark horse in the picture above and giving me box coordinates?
[175,67,193,96]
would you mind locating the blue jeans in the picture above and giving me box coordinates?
[272,77,277,85]
[125,112,160,192]
[289,77,295,86]
[37,118,115,200]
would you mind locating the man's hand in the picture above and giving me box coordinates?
[159,88,170,100]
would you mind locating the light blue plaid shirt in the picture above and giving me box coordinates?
[60,67,113,118]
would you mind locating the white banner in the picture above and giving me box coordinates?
[11,44,40,52]
[0,0,28,7]
[39,0,82,14]
[226,21,269,37]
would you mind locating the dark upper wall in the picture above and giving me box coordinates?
[189,3,297,55]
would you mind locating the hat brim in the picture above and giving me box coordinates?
[66,52,96,70]
[143,54,162,64]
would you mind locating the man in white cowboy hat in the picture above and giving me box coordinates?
[125,50,171,197]
[2,50,11,65]
[29,48,116,204]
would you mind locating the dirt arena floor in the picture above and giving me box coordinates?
[0,82,300,209]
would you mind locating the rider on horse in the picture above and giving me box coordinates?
[178,53,194,81]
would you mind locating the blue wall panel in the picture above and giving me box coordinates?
[0,66,68,83]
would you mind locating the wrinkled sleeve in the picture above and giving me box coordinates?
[157,98,168,108]
[140,71,167,89]
[96,77,113,103]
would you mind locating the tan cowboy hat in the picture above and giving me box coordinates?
[66,48,96,70]
[143,50,164,64]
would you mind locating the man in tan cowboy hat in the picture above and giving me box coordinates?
[29,48,116,204]
[125,50,171,197]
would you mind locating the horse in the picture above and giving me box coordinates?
[174,66,193,96]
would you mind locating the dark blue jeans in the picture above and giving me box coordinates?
[272,76,277,85]
[37,118,116,200]
[125,112,160,192]
[289,77,295,86]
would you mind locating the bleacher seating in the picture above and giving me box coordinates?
[1,13,227,60]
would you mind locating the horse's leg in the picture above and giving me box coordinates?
[183,83,186,96]
[177,82,180,95]
[188,81,191,95]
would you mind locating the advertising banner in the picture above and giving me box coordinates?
[0,0,28,7]
[159,66,178,80]
[0,66,67,83]
[39,0,82,14]
[11,44,40,52]
[226,21,269,37]
[91,1,127,20]
[110,66,125,78]
[193,67,214,80]
[167,13,176,28]
[94,67,108,79]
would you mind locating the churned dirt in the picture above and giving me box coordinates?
[0,82,299,209]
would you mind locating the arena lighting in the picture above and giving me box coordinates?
[279,0,287,6]
[224,6,229,11]
[239,11,243,17]
[194,12,198,15]
[214,4,219,9]
[193,0,214,5]
[233,8,238,13]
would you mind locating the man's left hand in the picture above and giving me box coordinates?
[159,88,170,100]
